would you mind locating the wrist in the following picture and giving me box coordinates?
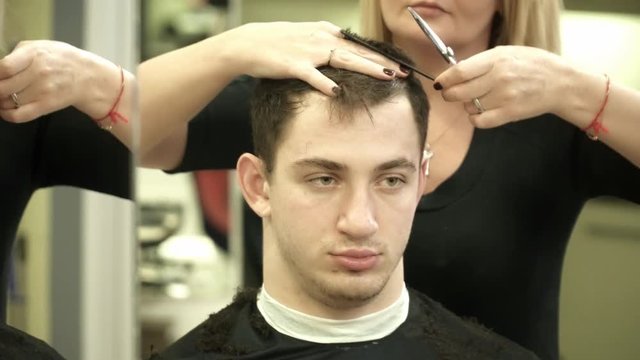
[74,50,123,119]
[553,62,607,129]
[210,23,262,78]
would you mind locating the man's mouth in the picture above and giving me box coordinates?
[330,249,380,272]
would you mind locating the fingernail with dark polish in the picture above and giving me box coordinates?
[383,68,396,77]
[433,82,443,91]
[332,86,342,95]
[399,65,411,74]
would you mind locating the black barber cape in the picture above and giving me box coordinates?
[0,323,65,360]
[151,289,539,359]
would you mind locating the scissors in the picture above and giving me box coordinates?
[340,28,435,81]
[407,6,457,65]
[407,6,485,113]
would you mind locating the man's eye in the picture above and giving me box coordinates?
[310,176,336,186]
[381,176,405,188]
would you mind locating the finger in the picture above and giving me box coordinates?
[338,40,407,78]
[342,43,406,76]
[466,110,498,129]
[317,20,343,36]
[311,23,405,77]
[462,101,481,115]
[466,106,514,129]
[0,87,32,110]
[462,98,493,118]
[0,45,34,79]
[435,49,496,88]
[328,48,397,80]
[0,65,42,109]
[0,60,35,99]
[0,101,43,123]
[291,65,339,96]
[440,72,492,103]
[0,93,21,110]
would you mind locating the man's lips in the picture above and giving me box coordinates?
[333,249,380,258]
[330,249,381,271]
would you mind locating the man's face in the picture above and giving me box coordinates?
[261,93,425,312]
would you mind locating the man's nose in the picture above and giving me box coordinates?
[336,186,379,239]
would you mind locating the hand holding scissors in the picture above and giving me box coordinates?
[407,7,485,114]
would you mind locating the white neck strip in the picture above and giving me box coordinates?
[256,285,410,344]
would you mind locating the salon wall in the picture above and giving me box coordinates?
[559,11,640,360]
[5,0,54,342]
[239,0,359,29]
[5,1,137,359]
[564,0,640,14]
[3,0,52,45]
[10,191,52,340]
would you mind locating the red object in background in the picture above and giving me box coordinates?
[194,170,230,235]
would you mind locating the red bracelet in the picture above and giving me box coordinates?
[582,73,610,141]
[94,65,129,131]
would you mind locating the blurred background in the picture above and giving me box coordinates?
[5,1,640,360]
[4,0,137,359]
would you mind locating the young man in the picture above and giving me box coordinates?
[153,39,538,360]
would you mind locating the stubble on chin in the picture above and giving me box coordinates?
[303,270,391,310]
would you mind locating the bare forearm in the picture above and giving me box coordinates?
[555,66,640,167]
[138,123,188,169]
[137,34,238,165]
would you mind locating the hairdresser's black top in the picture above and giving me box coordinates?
[152,288,539,360]
[0,107,131,322]
[171,76,640,360]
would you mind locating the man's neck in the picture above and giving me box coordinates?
[256,284,410,344]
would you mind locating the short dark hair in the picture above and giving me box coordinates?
[250,38,429,173]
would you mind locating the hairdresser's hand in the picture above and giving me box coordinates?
[217,21,407,96]
[0,40,124,123]
[434,45,569,128]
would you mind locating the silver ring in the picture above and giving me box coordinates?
[472,98,485,114]
[327,49,336,67]
[10,92,20,109]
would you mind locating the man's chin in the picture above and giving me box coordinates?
[314,274,388,309]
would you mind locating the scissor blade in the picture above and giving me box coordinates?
[407,6,450,62]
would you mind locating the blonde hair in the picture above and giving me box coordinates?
[360,0,563,54]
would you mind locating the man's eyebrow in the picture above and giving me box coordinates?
[292,158,416,172]
[375,158,417,173]
[293,158,345,171]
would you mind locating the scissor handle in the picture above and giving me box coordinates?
[407,7,458,65]
[444,46,457,65]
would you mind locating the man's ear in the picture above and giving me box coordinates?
[236,153,271,218]
[417,156,428,198]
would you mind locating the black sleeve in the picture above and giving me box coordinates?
[571,126,640,203]
[35,107,132,199]
[170,76,257,173]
